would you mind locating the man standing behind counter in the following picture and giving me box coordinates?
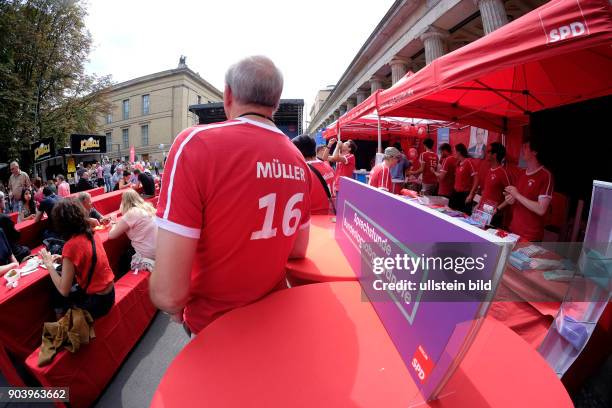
[504,137,554,241]
[151,56,311,334]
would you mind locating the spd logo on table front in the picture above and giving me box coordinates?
[411,345,435,383]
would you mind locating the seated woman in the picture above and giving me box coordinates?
[108,189,157,272]
[0,228,19,276]
[18,188,37,222]
[40,198,115,319]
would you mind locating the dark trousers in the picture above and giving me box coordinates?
[52,287,115,319]
[450,191,473,215]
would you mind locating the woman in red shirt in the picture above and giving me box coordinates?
[40,198,115,318]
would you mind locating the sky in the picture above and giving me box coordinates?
[84,0,395,121]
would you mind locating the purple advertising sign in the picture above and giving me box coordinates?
[335,178,511,401]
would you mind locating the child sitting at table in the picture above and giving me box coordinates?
[108,189,157,272]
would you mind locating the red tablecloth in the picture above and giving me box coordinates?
[16,217,49,249]
[286,215,356,285]
[0,222,130,386]
[68,186,105,198]
[152,282,572,408]
[91,189,125,215]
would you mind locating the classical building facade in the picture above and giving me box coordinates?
[309,87,334,125]
[97,61,222,162]
[308,0,545,133]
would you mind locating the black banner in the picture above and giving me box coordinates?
[31,138,54,162]
[70,134,107,154]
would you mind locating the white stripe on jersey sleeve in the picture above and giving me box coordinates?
[156,216,201,239]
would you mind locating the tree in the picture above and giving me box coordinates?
[0,0,111,163]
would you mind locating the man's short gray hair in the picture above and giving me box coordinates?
[78,192,91,202]
[224,56,283,109]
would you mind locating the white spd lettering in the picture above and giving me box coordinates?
[251,193,304,240]
[549,22,586,43]
[256,159,306,182]
[412,358,426,380]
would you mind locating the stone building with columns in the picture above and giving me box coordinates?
[308,0,545,133]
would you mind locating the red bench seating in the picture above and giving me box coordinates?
[25,271,157,408]
[16,217,49,249]
[68,187,105,199]
[8,212,18,223]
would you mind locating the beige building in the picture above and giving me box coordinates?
[309,86,334,124]
[98,60,222,162]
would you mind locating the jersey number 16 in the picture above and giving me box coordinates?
[251,193,304,240]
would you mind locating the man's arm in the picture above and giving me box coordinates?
[321,138,336,162]
[467,172,479,203]
[506,186,552,216]
[151,228,198,314]
[327,141,346,163]
[289,225,310,259]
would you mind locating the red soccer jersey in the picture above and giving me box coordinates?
[156,118,312,333]
[369,163,393,192]
[478,165,511,210]
[307,159,335,214]
[420,151,439,184]
[454,158,477,193]
[334,153,355,192]
[509,166,554,241]
[437,155,457,197]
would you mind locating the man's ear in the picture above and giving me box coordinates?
[223,85,233,119]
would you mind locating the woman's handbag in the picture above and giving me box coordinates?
[42,238,65,256]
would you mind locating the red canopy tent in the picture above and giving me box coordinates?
[338,90,382,127]
[377,0,612,131]
[322,115,428,140]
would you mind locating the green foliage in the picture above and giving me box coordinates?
[0,0,111,162]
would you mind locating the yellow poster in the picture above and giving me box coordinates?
[67,158,76,173]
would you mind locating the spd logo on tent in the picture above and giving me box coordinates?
[539,0,590,44]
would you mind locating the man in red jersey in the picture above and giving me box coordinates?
[409,138,438,195]
[322,137,357,195]
[434,143,456,199]
[292,134,335,214]
[151,56,312,334]
[450,143,479,215]
[505,137,554,241]
[369,147,402,192]
[477,142,511,226]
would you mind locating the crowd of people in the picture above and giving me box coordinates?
[0,159,159,215]
[0,158,160,320]
[363,136,553,241]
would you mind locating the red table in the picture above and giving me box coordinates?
[286,215,356,285]
[91,189,125,215]
[152,282,572,408]
[16,217,49,249]
[0,222,129,386]
[68,186,105,198]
